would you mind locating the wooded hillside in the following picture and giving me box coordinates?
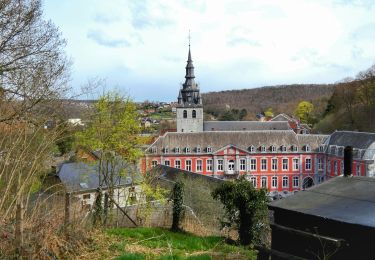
[202,84,335,120]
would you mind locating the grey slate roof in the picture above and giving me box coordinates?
[203,121,291,131]
[269,176,375,228]
[324,131,375,160]
[147,130,328,154]
[58,162,141,193]
[270,113,294,122]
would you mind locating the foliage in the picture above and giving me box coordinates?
[212,176,269,246]
[295,101,314,124]
[218,108,248,121]
[93,189,104,226]
[264,107,274,118]
[171,181,184,232]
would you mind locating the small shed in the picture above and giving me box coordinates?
[268,176,375,259]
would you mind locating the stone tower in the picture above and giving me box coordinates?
[176,45,203,133]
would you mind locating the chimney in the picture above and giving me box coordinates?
[344,146,353,177]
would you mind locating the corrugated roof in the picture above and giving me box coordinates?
[269,176,375,228]
[203,121,291,131]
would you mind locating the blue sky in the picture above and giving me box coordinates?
[43,0,375,101]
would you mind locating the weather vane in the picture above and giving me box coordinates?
[188,30,191,47]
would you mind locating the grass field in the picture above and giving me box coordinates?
[81,227,257,259]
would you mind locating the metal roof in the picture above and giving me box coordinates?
[58,162,141,193]
[203,121,291,131]
[269,176,375,228]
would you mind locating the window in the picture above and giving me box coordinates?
[83,194,91,200]
[305,158,312,170]
[249,146,255,153]
[185,160,192,171]
[282,176,289,188]
[151,147,157,153]
[151,160,158,167]
[260,146,266,152]
[338,147,344,157]
[305,145,311,152]
[185,147,191,153]
[293,158,299,171]
[334,161,338,175]
[319,145,325,152]
[240,159,246,171]
[356,164,361,176]
[250,176,257,188]
[318,158,323,170]
[330,146,336,155]
[192,110,196,118]
[175,147,180,154]
[293,176,299,188]
[206,159,213,171]
[196,160,202,172]
[272,176,278,188]
[175,160,181,169]
[207,147,212,153]
[291,145,298,152]
[282,158,288,170]
[271,146,276,152]
[261,177,267,188]
[272,158,278,170]
[250,158,257,171]
[281,145,287,152]
[196,147,201,153]
[164,160,170,166]
[183,110,187,118]
[217,159,224,171]
[327,159,331,172]
[163,148,169,154]
[261,158,267,171]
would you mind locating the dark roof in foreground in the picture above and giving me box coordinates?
[269,176,375,228]
[148,165,224,184]
[203,121,291,131]
[58,162,141,193]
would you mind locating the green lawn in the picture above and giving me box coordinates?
[105,227,256,260]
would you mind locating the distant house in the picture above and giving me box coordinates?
[270,113,310,134]
[67,118,84,127]
[268,175,375,259]
[58,161,142,209]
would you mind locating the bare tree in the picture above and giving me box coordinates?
[0,0,70,123]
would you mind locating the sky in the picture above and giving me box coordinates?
[43,0,375,102]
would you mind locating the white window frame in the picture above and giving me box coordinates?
[196,159,202,172]
[175,147,180,154]
[282,176,289,188]
[250,158,257,171]
[318,158,323,170]
[272,158,278,171]
[334,161,338,175]
[305,158,312,170]
[185,159,192,171]
[293,176,299,188]
[261,146,266,153]
[207,147,212,153]
[250,176,257,188]
[261,158,267,171]
[164,147,169,154]
[271,146,276,152]
[327,159,331,172]
[293,158,299,171]
[249,146,255,153]
[240,159,246,171]
[206,159,213,171]
[175,160,181,169]
[340,160,344,175]
[185,147,191,153]
[164,160,170,166]
[196,147,201,153]
[261,176,267,188]
[282,158,289,171]
[271,176,278,188]
[281,145,287,152]
[305,145,311,152]
[217,159,224,171]
[356,163,361,176]
[151,160,158,167]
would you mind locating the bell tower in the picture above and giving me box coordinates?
[176,40,203,133]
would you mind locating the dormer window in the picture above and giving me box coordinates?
[207,147,212,153]
[185,147,191,153]
[291,145,298,152]
[196,147,201,153]
[281,145,287,152]
[151,147,157,153]
[305,145,310,152]
[338,147,344,157]
[319,145,325,152]
[249,145,255,153]
[271,145,276,152]
[164,147,169,154]
[175,147,180,154]
[260,146,266,152]
[330,146,336,155]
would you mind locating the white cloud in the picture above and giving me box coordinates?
[43,0,375,101]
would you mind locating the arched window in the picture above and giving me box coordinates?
[192,110,196,118]
[183,110,187,118]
